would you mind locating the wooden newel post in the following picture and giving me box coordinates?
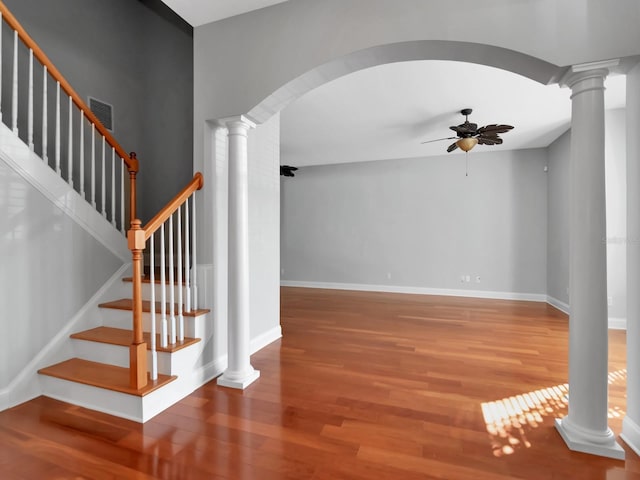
[128,152,139,229]
[127,218,148,389]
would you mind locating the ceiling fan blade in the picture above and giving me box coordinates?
[477,124,514,135]
[477,136,503,145]
[447,142,459,153]
[421,136,457,144]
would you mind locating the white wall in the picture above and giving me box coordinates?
[0,160,122,389]
[247,114,281,343]
[194,0,640,127]
[546,130,571,307]
[605,108,627,322]
[281,149,547,297]
[546,109,628,321]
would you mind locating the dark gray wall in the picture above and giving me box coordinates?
[4,0,193,222]
[281,149,548,296]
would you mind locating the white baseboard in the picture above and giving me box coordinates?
[281,282,627,330]
[622,416,640,457]
[250,325,282,353]
[609,317,627,330]
[547,296,570,314]
[0,263,131,412]
[280,280,547,302]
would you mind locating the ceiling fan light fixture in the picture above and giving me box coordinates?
[456,137,478,152]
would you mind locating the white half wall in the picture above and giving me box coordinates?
[248,113,282,341]
[0,157,123,391]
[281,148,548,296]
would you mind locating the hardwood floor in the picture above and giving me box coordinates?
[1,287,638,479]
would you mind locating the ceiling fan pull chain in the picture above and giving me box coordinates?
[465,151,469,177]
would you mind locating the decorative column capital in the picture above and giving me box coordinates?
[560,59,619,95]
[220,115,256,136]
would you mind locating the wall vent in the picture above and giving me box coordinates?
[88,97,114,131]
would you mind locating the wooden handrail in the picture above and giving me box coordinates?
[142,172,203,241]
[0,1,138,174]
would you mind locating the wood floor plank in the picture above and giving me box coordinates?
[2,288,638,478]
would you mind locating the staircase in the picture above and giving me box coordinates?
[0,1,215,422]
[38,271,210,422]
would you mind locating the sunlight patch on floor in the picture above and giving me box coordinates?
[481,369,627,457]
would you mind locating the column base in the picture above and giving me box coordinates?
[621,416,640,457]
[555,418,625,460]
[217,368,260,390]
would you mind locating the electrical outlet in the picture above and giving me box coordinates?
[386,272,392,280]
[475,275,481,283]
[608,296,613,306]
[465,275,471,283]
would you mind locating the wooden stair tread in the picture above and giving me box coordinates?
[38,358,176,397]
[98,298,209,316]
[70,326,200,353]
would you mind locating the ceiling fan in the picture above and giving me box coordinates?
[421,108,514,153]
[280,165,298,177]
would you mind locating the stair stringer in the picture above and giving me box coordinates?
[0,263,132,411]
[45,309,225,422]
[0,122,130,262]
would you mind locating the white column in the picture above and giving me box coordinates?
[555,61,624,459]
[622,62,640,455]
[218,115,260,389]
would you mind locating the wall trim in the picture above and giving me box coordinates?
[281,280,547,302]
[250,326,283,353]
[0,263,131,411]
[0,123,129,262]
[609,317,627,330]
[280,284,628,330]
[546,296,570,314]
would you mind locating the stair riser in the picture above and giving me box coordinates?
[125,282,196,306]
[39,375,144,421]
[71,339,205,376]
[39,358,224,423]
[98,309,208,339]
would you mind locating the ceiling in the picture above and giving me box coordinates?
[157,1,627,169]
[159,0,290,26]
[281,60,626,167]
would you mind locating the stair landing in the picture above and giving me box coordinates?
[38,358,176,397]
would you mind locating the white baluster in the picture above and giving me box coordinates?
[184,197,191,313]
[177,206,184,342]
[90,124,96,208]
[120,160,125,234]
[67,97,73,188]
[111,148,116,226]
[149,232,158,381]
[55,81,60,174]
[27,49,33,150]
[101,137,106,217]
[79,116,85,198]
[160,224,168,348]
[192,195,198,310]
[169,214,176,344]
[42,66,48,163]
[11,30,18,134]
